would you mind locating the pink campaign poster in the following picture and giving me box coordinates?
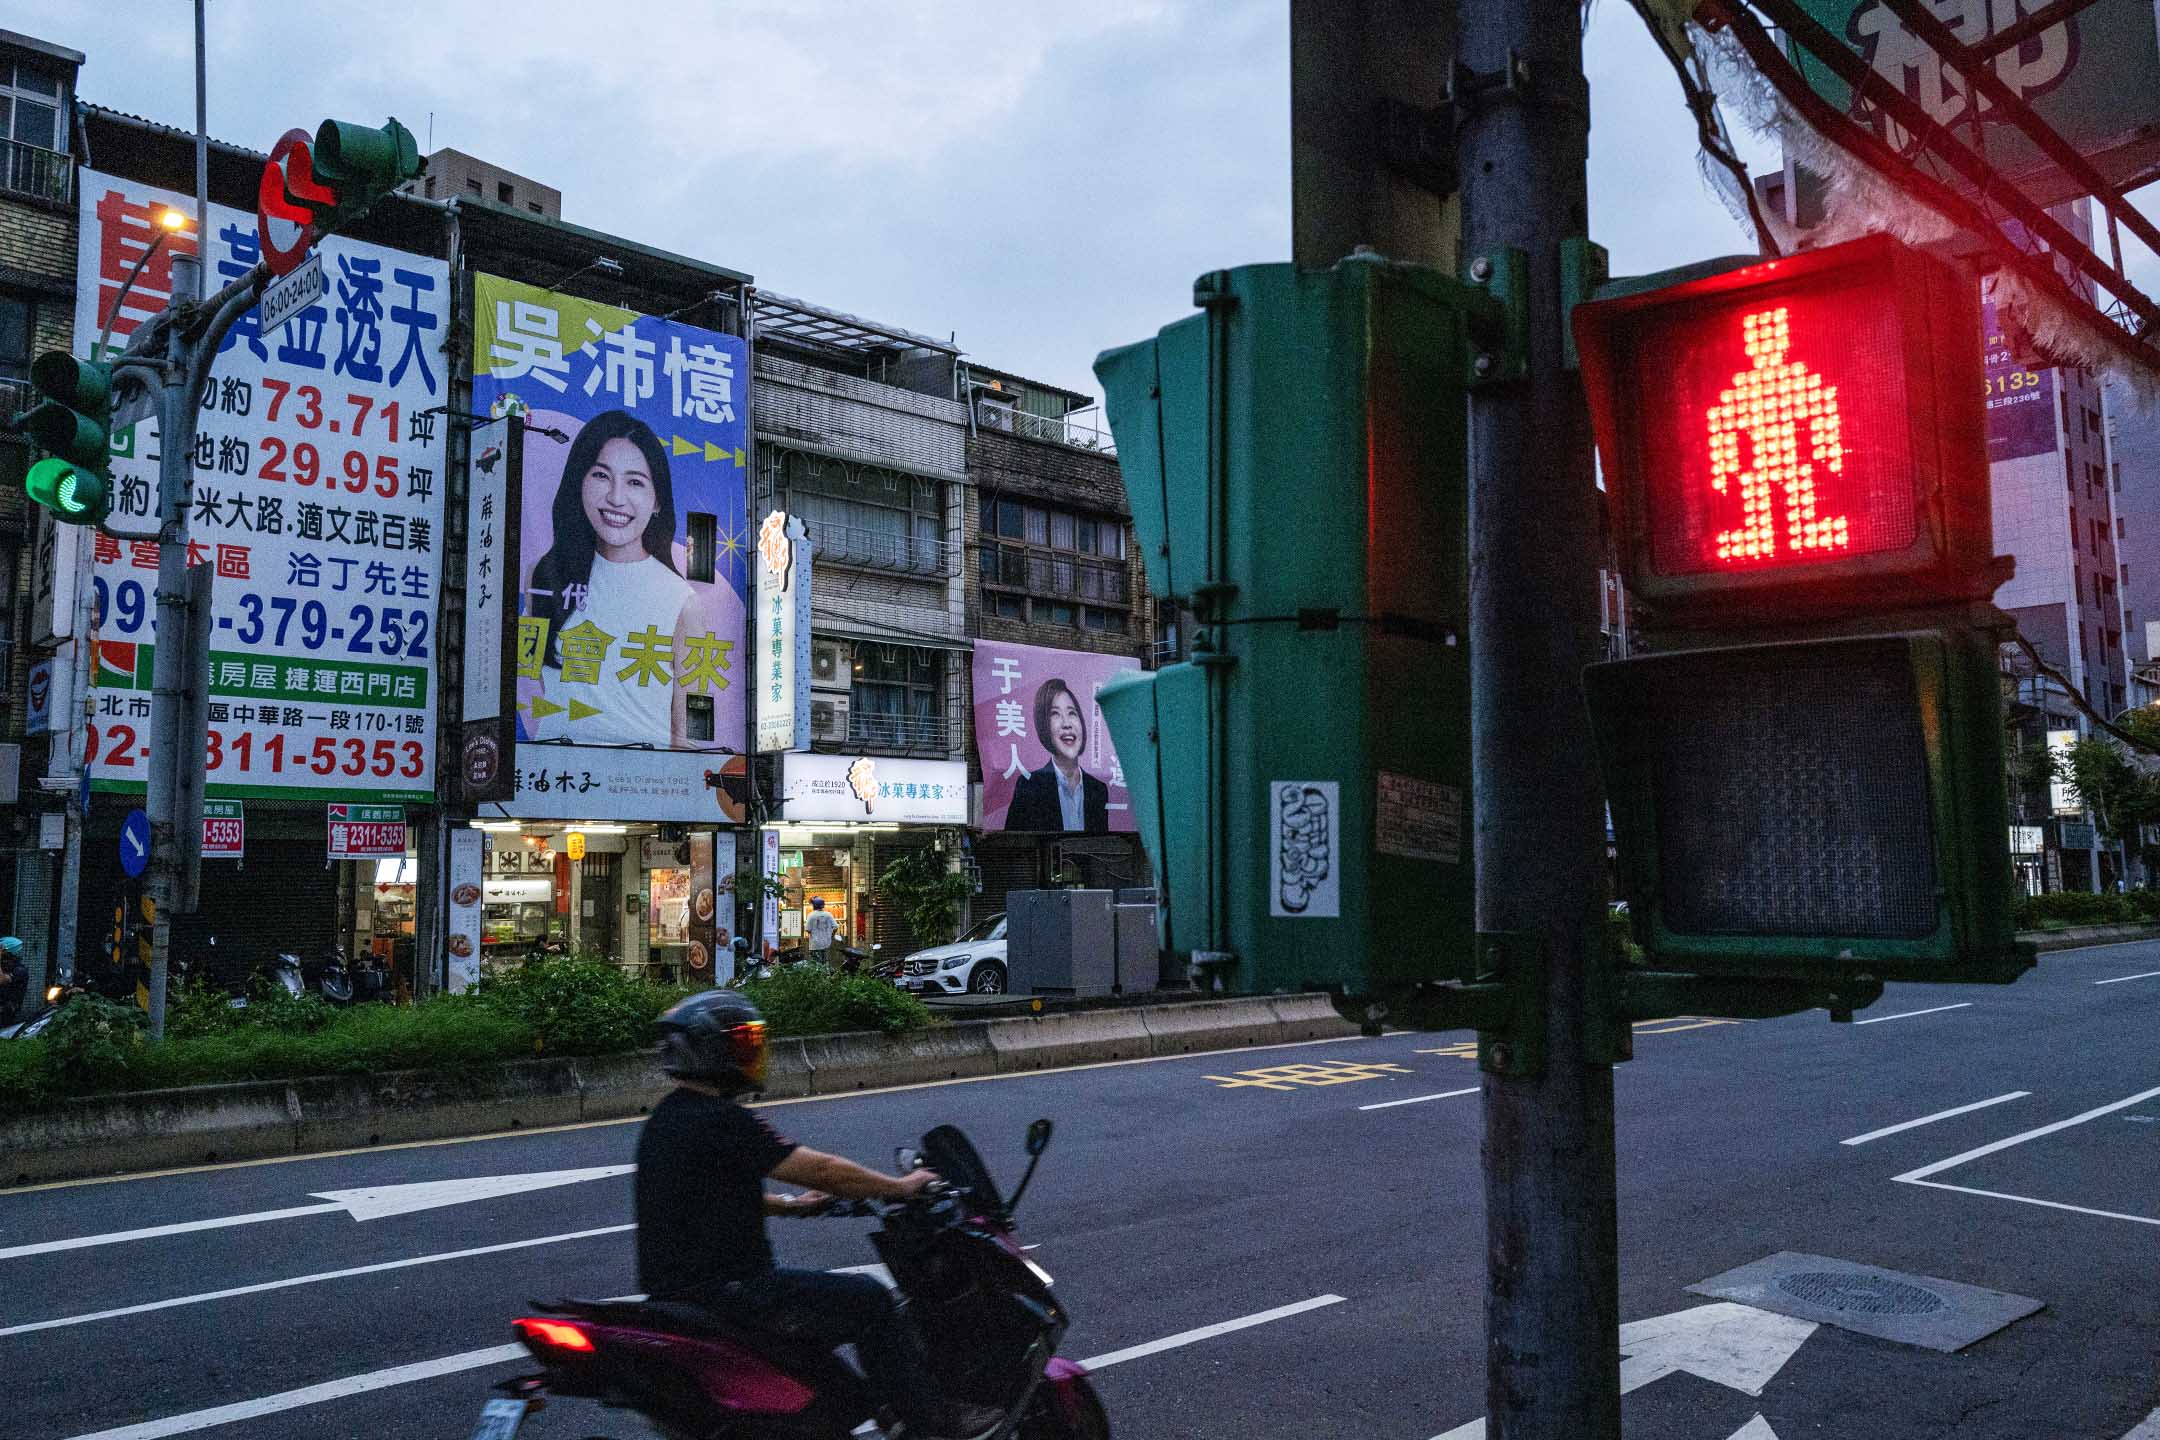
[972,639,1139,834]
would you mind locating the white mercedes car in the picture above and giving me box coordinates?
[898,913,1008,995]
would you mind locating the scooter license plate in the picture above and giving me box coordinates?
[466,1398,528,1440]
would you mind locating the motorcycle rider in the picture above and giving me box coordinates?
[637,989,1005,1439]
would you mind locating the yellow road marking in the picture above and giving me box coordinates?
[1205,1060,1413,1091]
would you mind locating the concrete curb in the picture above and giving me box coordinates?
[2017,922,2160,953]
[0,995,1357,1189]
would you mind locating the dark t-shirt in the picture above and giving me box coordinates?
[634,1088,797,1295]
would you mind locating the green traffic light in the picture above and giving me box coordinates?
[312,117,422,191]
[31,350,111,411]
[25,455,110,524]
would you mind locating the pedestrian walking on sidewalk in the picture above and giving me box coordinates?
[805,897,838,968]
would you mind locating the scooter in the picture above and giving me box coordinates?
[477,1119,1108,1440]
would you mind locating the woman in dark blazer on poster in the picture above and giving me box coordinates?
[1006,678,1110,834]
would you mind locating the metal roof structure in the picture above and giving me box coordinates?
[753,289,957,357]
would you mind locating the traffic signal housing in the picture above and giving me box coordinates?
[1094,255,1481,998]
[1574,234,2030,986]
[17,350,113,525]
[311,117,423,226]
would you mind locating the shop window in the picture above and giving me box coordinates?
[686,692,714,742]
[775,449,946,575]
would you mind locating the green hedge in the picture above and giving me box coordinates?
[2011,889,2160,930]
[0,957,926,1111]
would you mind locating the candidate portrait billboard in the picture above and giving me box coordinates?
[972,638,1139,834]
[470,274,750,818]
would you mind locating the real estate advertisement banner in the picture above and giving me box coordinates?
[469,272,749,819]
[971,638,1139,834]
[72,171,450,803]
[1981,300,2055,464]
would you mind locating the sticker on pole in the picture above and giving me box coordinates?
[202,800,245,860]
[119,807,150,878]
[327,803,406,860]
[1269,781,1340,919]
[259,250,325,336]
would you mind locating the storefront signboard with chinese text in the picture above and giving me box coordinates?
[971,638,1139,834]
[70,171,449,804]
[327,803,407,860]
[468,272,749,819]
[779,753,968,825]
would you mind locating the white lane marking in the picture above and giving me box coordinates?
[52,1292,1349,1440]
[1360,1087,1480,1112]
[1077,1293,1345,1370]
[1427,1302,1816,1438]
[1894,1083,2160,1183]
[0,1224,635,1337]
[2094,970,2160,986]
[0,1165,635,1263]
[1728,1419,1781,1440]
[1901,1179,2160,1228]
[1851,1003,1972,1026]
[1839,1091,2030,1147]
[2121,1403,2160,1439]
[52,1343,528,1440]
[9,1033,1397,1197]
[0,1204,339,1262]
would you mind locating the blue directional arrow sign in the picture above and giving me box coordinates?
[119,807,150,879]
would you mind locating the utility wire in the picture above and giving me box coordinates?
[1628,0,1782,258]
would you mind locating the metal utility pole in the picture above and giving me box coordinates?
[1457,4,1620,1438]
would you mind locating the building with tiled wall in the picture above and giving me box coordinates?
[0,29,85,983]
[2105,375,2160,701]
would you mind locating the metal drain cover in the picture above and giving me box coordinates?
[1688,1251,2042,1352]
[1775,1271,1946,1316]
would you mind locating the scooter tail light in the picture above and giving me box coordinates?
[514,1318,596,1354]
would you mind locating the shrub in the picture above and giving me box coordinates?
[166,975,242,1041]
[38,995,146,1090]
[131,996,530,1088]
[740,964,931,1037]
[2017,890,2135,929]
[474,954,687,1055]
[0,1039,48,1108]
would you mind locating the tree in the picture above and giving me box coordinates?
[875,851,973,950]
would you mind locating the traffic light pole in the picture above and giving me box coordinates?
[142,253,268,1037]
[1456,6,1621,1439]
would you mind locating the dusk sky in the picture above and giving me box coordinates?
[31,2,2158,404]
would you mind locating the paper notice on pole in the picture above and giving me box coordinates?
[1376,771,1461,864]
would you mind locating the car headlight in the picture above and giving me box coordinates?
[940,953,971,971]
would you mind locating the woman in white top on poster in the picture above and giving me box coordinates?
[525,411,704,749]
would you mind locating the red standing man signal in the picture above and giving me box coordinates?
[1706,306,1849,565]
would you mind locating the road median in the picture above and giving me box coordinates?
[1,994,1356,1188]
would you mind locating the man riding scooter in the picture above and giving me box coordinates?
[636,989,1006,1439]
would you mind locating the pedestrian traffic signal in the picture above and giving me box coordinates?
[16,350,113,525]
[1574,234,2030,987]
[1095,255,1481,997]
[310,117,423,225]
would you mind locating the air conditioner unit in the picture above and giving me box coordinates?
[975,398,1016,433]
[812,694,851,743]
[811,638,850,691]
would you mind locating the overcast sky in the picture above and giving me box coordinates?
[30,2,2153,404]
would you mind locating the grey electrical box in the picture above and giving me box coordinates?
[1114,902,1159,994]
[1007,889,1117,996]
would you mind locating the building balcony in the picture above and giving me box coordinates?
[977,403,1117,455]
[846,709,958,753]
[805,518,962,578]
[978,541,1128,605]
[1,139,73,205]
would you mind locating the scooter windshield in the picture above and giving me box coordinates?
[920,1124,1002,1214]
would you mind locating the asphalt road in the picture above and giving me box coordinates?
[3,941,2158,1440]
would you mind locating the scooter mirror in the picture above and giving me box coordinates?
[895,1146,923,1175]
[1025,1118,1053,1157]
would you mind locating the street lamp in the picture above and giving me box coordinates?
[93,206,191,357]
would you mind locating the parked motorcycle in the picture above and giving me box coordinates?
[0,974,88,1040]
[312,949,355,1005]
[476,1119,1107,1440]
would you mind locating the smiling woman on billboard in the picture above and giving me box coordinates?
[525,410,700,748]
[1006,678,1110,833]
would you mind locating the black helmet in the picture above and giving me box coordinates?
[655,989,769,1093]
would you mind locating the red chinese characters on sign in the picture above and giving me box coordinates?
[96,189,197,341]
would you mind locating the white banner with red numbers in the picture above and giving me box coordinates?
[69,170,449,804]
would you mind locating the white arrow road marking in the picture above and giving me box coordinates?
[1426,1303,1816,1439]
[51,1292,1349,1440]
[1618,1302,1817,1397]
[1727,1418,1780,1440]
[2121,1403,2160,1439]
[0,1164,635,1261]
[309,1164,633,1221]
